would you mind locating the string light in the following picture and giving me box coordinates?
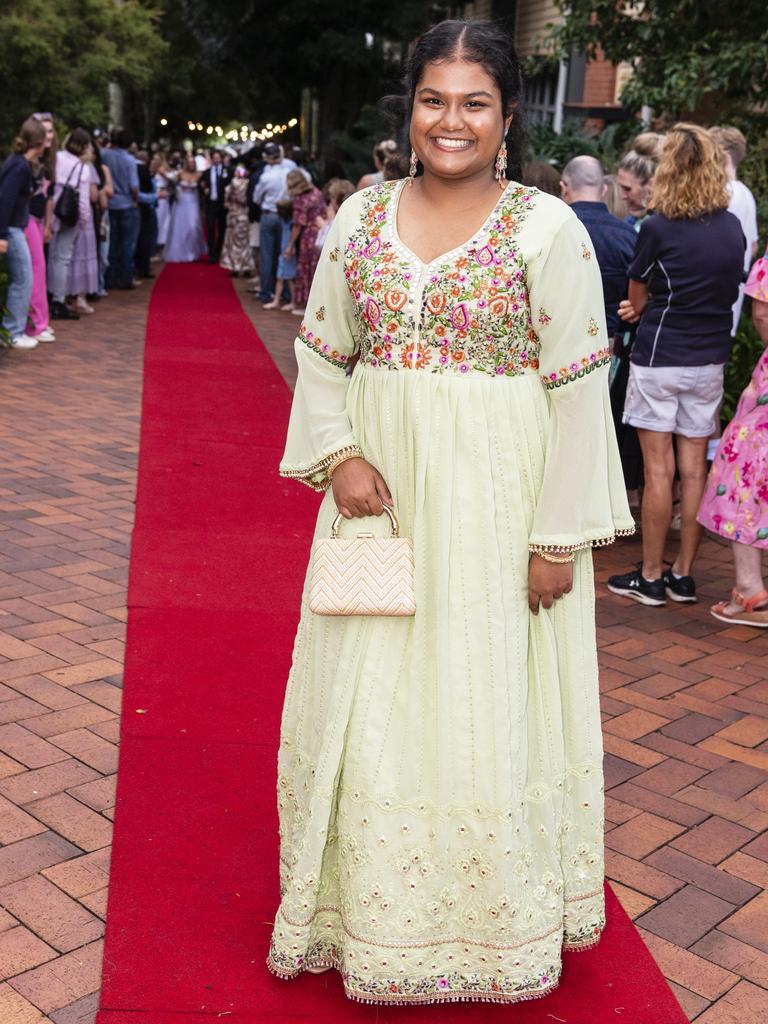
[182,117,299,142]
[160,118,168,126]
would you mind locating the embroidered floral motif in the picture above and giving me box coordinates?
[581,242,592,260]
[343,182,541,378]
[315,305,325,321]
[268,937,564,1005]
[271,750,606,1004]
[329,247,340,262]
[587,317,600,337]
[297,321,351,369]
[537,307,552,327]
[541,348,612,390]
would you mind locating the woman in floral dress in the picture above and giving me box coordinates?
[285,170,326,315]
[698,248,768,626]
[268,20,632,1006]
[219,166,254,276]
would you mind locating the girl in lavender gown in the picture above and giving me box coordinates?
[164,156,206,263]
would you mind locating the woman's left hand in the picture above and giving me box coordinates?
[528,555,573,614]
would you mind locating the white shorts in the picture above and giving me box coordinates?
[623,362,724,437]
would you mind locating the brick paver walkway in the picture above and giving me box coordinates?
[0,286,145,1023]
[236,277,768,1023]
[0,269,764,1022]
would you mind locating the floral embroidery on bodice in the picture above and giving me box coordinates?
[341,181,541,378]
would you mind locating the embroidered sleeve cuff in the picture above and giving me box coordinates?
[528,526,636,555]
[540,346,611,391]
[279,444,364,492]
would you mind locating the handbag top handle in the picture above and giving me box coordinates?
[331,504,399,539]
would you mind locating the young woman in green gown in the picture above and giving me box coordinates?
[268,19,633,1006]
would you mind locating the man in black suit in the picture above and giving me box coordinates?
[200,150,232,262]
[134,150,157,280]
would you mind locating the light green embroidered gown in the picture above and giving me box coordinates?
[269,180,634,1005]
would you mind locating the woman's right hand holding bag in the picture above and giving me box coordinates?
[331,458,393,519]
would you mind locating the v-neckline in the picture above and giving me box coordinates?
[390,177,513,272]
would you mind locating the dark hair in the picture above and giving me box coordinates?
[400,19,525,181]
[276,198,293,220]
[521,160,561,196]
[383,152,410,181]
[66,127,91,157]
[112,128,134,149]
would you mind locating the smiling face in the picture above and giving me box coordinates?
[410,58,511,183]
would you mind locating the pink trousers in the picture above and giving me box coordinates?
[24,216,49,335]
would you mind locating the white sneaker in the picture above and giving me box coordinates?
[34,328,56,343]
[11,334,39,350]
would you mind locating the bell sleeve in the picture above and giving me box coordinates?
[527,211,635,553]
[279,213,362,491]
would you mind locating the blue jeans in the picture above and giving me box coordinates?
[106,207,139,289]
[259,212,282,302]
[2,227,33,338]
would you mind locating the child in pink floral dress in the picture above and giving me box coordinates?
[698,248,768,626]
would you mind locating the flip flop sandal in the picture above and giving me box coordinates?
[711,588,768,628]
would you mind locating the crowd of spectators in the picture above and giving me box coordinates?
[1,114,765,626]
[0,114,178,349]
[541,125,765,627]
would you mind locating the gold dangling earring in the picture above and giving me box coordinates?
[408,148,418,185]
[495,141,508,188]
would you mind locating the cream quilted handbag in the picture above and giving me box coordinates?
[309,505,416,616]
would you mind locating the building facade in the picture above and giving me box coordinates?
[448,0,629,130]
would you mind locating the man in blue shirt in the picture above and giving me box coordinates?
[254,142,297,303]
[101,129,139,290]
[560,156,636,339]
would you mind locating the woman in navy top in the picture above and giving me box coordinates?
[608,123,745,608]
[0,117,47,349]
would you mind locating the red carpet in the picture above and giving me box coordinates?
[97,263,687,1023]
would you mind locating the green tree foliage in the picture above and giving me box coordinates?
[0,0,167,143]
[550,1,768,118]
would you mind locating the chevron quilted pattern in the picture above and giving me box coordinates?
[309,537,416,616]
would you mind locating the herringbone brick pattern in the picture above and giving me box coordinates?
[237,278,768,1022]
[0,285,146,1023]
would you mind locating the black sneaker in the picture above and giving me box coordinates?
[662,568,697,603]
[50,301,79,321]
[607,567,666,606]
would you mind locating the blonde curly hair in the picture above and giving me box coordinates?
[650,123,728,220]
